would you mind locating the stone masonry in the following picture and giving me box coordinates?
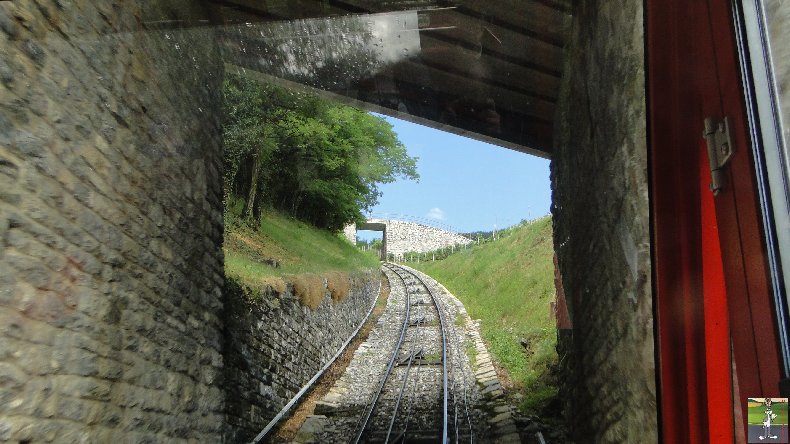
[550,1,656,443]
[223,271,379,443]
[0,1,227,442]
[346,218,472,259]
[0,3,413,442]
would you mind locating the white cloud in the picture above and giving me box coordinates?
[426,208,445,220]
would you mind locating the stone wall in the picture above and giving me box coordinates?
[550,1,656,442]
[0,1,228,441]
[347,218,472,258]
[384,220,472,256]
[223,271,379,443]
[0,3,392,442]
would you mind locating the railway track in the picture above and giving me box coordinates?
[351,263,473,444]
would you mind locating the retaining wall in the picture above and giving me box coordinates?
[223,271,379,443]
[384,220,471,256]
[0,2,227,442]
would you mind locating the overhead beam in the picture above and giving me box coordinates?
[225,63,553,158]
[457,0,570,47]
[419,34,561,100]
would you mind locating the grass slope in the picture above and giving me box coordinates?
[410,216,557,413]
[225,209,379,290]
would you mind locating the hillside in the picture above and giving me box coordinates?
[410,216,557,414]
[224,209,379,302]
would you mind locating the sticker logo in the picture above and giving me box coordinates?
[748,398,789,443]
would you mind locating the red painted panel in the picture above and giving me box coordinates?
[704,0,782,405]
[700,139,735,442]
[649,0,782,441]
[648,0,710,440]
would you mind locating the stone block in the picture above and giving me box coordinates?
[0,420,10,441]
[488,411,512,424]
[14,340,55,375]
[5,250,51,289]
[0,362,26,389]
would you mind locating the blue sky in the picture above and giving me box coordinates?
[360,115,551,238]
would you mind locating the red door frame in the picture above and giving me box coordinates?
[648,0,783,441]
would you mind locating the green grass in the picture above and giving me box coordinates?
[465,339,478,368]
[748,400,789,425]
[224,209,379,288]
[410,216,557,414]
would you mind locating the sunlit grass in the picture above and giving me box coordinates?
[224,209,379,288]
[411,216,557,414]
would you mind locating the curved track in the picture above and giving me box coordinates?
[352,263,474,444]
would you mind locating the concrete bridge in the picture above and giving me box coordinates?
[344,217,473,260]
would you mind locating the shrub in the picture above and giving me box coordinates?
[289,273,326,309]
[326,271,351,302]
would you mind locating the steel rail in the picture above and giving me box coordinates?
[351,264,412,444]
[252,279,382,443]
[400,331,427,440]
[411,266,474,443]
[425,271,473,443]
[392,263,449,444]
[452,348,460,443]
[384,309,424,441]
[457,325,474,444]
[448,293,474,444]
[434,276,474,443]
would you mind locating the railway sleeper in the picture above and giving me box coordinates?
[397,349,442,366]
[365,428,445,443]
[312,400,366,416]
[409,316,427,326]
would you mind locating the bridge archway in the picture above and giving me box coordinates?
[345,218,472,262]
[356,221,387,260]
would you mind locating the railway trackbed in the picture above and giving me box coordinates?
[286,263,523,443]
[350,263,459,443]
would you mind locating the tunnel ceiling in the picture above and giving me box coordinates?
[209,0,571,158]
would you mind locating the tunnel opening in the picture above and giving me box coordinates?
[356,229,386,260]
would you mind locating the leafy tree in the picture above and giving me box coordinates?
[222,73,418,231]
[223,75,288,219]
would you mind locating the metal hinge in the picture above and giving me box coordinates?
[703,117,735,195]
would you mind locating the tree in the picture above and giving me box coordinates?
[222,73,418,231]
[223,75,289,219]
